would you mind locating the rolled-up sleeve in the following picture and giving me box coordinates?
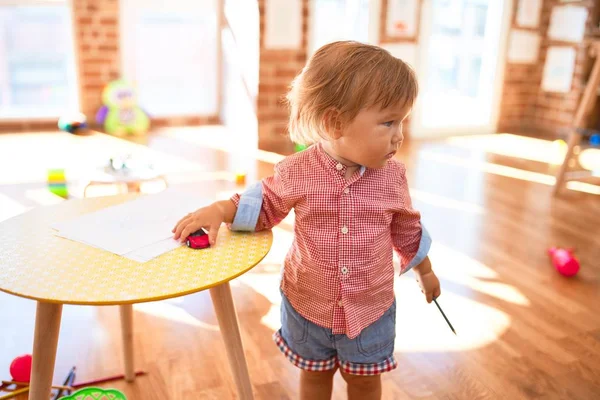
[230,162,294,232]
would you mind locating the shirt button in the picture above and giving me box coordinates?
[336,163,343,171]
[341,226,348,234]
[338,300,343,307]
[341,267,349,274]
[343,188,350,194]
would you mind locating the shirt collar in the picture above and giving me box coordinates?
[315,142,366,177]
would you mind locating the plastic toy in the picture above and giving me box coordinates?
[96,80,150,137]
[9,355,31,383]
[235,172,246,185]
[187,229,210,249]
[58,113,88,134]
[548,247,580,277]
[48,169,69,199]
[294,143,308,152]
[58,387,127,400]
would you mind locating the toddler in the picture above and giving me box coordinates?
[173,41,441,400]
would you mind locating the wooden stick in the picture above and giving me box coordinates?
[1,381,72,391]
[0,387,29,400]
[71,371,146,389]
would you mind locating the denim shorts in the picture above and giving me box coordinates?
[273,293,398,375]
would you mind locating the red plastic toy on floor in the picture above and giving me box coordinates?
[548,247,580,277]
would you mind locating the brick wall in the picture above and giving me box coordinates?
[498,0,599,138]
[257,0,309,153]
[72,0,121,121]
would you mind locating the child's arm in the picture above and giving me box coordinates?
[172,162,293,244]
[230,162,294,232]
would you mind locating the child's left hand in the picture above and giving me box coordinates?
[416,270,441,303]
[413,256,441,303]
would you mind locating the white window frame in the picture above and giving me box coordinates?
[119,0,221,118]
[0,0,80,121]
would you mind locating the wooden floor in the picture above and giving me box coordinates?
[0,129,599,399]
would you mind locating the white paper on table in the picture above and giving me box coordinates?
[507,30,540,64]
[542,46,576,93]
[53,188,212,256]
[123,237,183,262]
[548,6,588,43]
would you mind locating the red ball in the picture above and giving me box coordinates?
[10,354,32,383]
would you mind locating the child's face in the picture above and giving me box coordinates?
[331,103,411,169]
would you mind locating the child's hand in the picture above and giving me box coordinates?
[172,203,226,245]
[415,270,441,303]
[413,256,441,303]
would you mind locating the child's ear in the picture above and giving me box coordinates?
[324,109,344,139]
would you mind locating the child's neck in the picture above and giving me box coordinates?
[321,141,361,180]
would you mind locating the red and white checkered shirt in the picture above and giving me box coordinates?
[231,143,424,339]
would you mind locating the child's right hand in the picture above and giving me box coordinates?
[172,202,226,245]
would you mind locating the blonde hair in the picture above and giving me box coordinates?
[286,41,418,146]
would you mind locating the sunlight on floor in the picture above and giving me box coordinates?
[393,276,511,353]
[0,132,205,185]
[133,302,220,331]
[410,188,485,215]
[430,242,530,306]
[446,133,568,165]
[420,149,600,195]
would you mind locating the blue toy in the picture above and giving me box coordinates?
[58,112,88,134]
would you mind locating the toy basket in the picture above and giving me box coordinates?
[59,387,126,400]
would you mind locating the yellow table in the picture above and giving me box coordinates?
[0,195,272,400]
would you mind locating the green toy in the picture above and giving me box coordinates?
[96,80,150,137]
[59,387,127,400]
[294,143,308,152]
[48,169,68,199]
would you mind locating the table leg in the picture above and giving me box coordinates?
[119,304,135,382]
[210,282,254,400]
[30,302,62,400]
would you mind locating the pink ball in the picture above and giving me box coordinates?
[10,354,32,383]
[548,247,580,277]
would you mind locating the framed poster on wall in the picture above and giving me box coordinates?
[542,47,576,93]
[516,0,542,28]
[385,0,421,41]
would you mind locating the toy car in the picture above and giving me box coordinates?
[186,229,210,249]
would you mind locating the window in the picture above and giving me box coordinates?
[120,0,218,117]
[0,2,78,118]
[311,0,369,54]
